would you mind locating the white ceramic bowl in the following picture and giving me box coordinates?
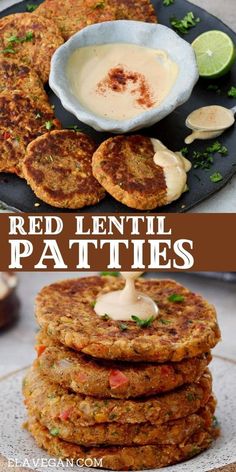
[49,20,199,133]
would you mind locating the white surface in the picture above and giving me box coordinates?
[0,0,235,210]
[0,357,235,472]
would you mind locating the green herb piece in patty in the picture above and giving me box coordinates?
[1,47,16,54]
[45,120,53,130]
[94,1,105,8]
[26,3,38,11]
[131,315,155,328]
[90,301,96,308]
[228,86,236,98]
[210,172,223,183]
[100,271,120,277]
[50,427,59,436]
[101,314,110,320]
[119,322,128,331]
[168,294,185,302]
[7,31,34,44]
[159,318,171,325]
[186,392,196,401]
[163,0,174,5]
[170,12,200,34]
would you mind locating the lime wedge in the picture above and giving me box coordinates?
[192,30,236,79]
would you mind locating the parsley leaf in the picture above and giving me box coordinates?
[207,84,221,95]
[228,86,236,98]
[26,3,38,12]
[67,125,82,131]
[101,314,110,320]
[159,318,171,325]
[119,323,128,331]
[45,120,53,130]
[7,31,34,44]
[168,294,185,302]
[131,315,155,328]
[50,428,59,436]
[210,172,223,183]
[90,301,96,308]
[180,146,189,156]
[163,0,174,5]
[191,141,228,170]
[170,12,200,34]
[0,46,16,54]
[100,271,120,277]
[94,1,105,7]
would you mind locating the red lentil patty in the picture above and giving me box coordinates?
[22,130,105,209]
[92,136,168,210]
[35,276,221,362]
[0,90,61,176]
[26,417,219,470]
[35,329,212,399]
[35,0,157,40]
[0,13,64,84]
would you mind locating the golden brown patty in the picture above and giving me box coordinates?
[0,58,47,103]
[22,130,105,208]
[35,330,212,399]
[0,13,64,83]
[35,276,221,362]
[26,400,215,446]
[92,135,167,210]
[0,91,61,176]
[36,0,157,40]
[23,366,212,426]
[26,417,219,470]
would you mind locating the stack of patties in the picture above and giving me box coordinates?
[23,275,221,470]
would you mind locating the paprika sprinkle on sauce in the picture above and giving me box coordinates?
[67,43,179,120]
[96,66,155,109]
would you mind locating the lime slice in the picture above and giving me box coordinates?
[192,30,236,79]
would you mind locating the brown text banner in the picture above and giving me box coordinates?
[0,213,235,271]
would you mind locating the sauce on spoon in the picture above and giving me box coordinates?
[95,272,158,321]
[185,105,235,144]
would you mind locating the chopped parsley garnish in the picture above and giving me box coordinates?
[170,12,200,34]
[180,146,189,156]
[131,315,155,328]
[50,428,59,436]
[163,0,174,5]
[45,120,54,130]
[90,301,96,308]
[210,172,223,183]
[207,84,221,95]
[101,314,110,320]
[206,141,228,156]
[159,318,171,325]
[119,323,128,331]
[228,86,236,98]
[26,3,38,12]
[191,141,228,170]
[100,271,120,277]
[168,294,185,302]
[1,46,16,54]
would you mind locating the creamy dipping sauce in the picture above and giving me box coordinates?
[67,43,179,121]
[185,105,235,144]
[95,272,158,321]
[151,139,192,204]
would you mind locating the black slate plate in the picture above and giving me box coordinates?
[0,0,236,213]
